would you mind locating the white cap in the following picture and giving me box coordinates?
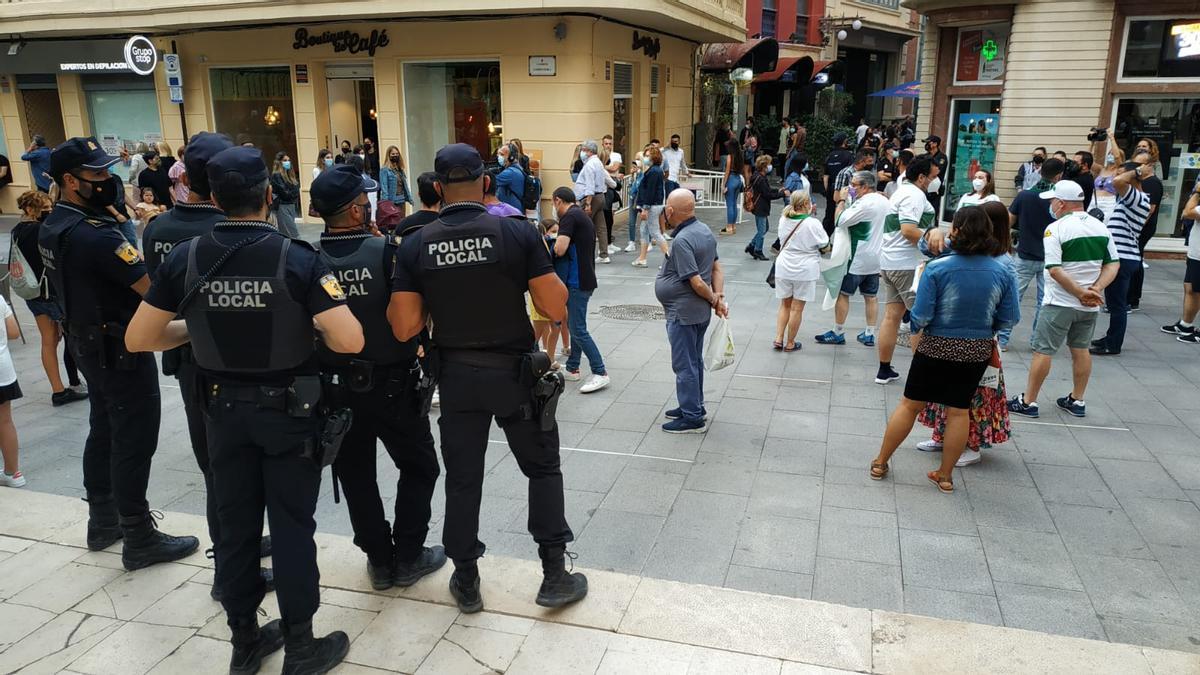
[1040,181,1084,202]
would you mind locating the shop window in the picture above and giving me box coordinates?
[795,1,811,43]
[209,66,296,170]
[83,75,161,183]
[402,62,500,183]
[612,62,634,164]
[761,0,777,39]
[1121,19,1200,79]
[953,24,1008,84]
[1113,97,1200,237]
[943,98,1001,224]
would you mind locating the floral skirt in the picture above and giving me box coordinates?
[918,369,1011,450]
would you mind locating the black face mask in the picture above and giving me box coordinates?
[390,155,400,162]
[37,211,49,223]
[670,142,679,149]
[73,174,119,210]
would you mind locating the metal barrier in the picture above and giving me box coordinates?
[613,168,741,223]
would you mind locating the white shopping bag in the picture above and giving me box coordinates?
[704,315,736,372]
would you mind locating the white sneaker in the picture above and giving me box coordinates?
[0,471,26,488]
[900,321,911,334]
[431,389,440,408]
[955,450,982,467]
[607,244,620,255]
[916,440,943,452]
[623,242,637,253]
[631,259,647,267]
[580,374,611,393]
[563,370,583,382]
[598,256,612,264]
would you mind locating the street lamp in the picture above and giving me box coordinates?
[819,14,865,47]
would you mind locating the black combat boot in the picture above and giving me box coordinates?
[120,513,201,571]
[393,545,447,587]
[85,494,122,551]
[536,545,588,608]
[448,560,483,614]
[366,556,393,591]
[229,616,284,675]
[208,548,276,601]
[280,620,349,675]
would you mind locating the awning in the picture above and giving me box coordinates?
[811,60,842,85]
[869,80,922,98]
[753,55,815,84]
[700,38,779,74]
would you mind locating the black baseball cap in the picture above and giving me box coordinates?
[434,143,485,184]
[923,135,942,144]
[310,164,379,216]
[206,146,269,193]
[183,132,235,198]
[831,132,848,147]
[48,137,120,181]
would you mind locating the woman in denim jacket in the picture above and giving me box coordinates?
[380,145,413,216]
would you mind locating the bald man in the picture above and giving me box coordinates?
[655,189,727,433]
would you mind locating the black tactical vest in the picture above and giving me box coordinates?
[38,202,123,326]
[417,212,531,351]
[316,234,408,367]
[183,231,314,373]
[143,204,224,275]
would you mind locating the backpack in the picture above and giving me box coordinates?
[7,237,46,300]
[520,168,541,211]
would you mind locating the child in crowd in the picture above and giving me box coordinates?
[0,295,25,488]
[532,219,568,366]
[134,186,166,224]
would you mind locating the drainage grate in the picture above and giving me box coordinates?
[598,304,665,321]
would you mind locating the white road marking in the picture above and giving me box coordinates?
[487,439,693,464]
[1011,420,1131,432]
[734,373,832,384]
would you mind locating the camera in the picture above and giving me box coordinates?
[1087,127,1109,142]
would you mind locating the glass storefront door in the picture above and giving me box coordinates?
[209,66,297,168]
[943,98,1001,223]
[84,75,162,182]
[402,62,501,181]
[1113,97,1200,237]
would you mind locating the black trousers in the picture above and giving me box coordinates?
[206,396,321,625]
[438,361,572,562]
[176,360,217,548]
[331,367,439,565]
[76,349,160,518]
[1128,226,1156,307]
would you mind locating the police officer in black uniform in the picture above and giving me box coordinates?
[920,135,949,220]
[38,137,199,570]
[125,146,364,675]
[309,165,446,590]
[141,131,275,599]
[388,143,586,613]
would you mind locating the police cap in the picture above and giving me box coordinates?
[184,131,235,197]
[434,143,485,184]
[206,146,269,192]
[49,137,120,182]
[923,135,942,144]
[310,164,379,216]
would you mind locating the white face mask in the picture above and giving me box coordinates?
[972,178,986,192]
[580,151,588,162]
[927,177,942,194]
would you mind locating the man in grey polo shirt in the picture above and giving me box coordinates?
[655,189,728,433]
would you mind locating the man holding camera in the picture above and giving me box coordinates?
[1090,158,1152,356]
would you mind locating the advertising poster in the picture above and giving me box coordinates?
[948,113,999,214]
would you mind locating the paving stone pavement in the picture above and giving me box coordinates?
[4,202,1200,656]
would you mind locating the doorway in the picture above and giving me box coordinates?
[612,62,635,163]
[943,98,1001,224]
[16,75,66,148]
[325,63,375,154]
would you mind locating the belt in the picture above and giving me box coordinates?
[210,382,287,404]
[440,349,524,371]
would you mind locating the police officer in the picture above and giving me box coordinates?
[141,131,275,600]
[38,137,198,570]
[920,135,949,220]
[125,146,364,674]
[388,143,586,613]
[310,165,446,590]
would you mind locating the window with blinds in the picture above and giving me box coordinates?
[613,62,634,99]
[650,65,660,95]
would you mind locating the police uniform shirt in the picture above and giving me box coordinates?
[142,202,225,276]
[317,232,417,363]
[38,202,147,326]
[144,221,347,383]
[391,202,553,354]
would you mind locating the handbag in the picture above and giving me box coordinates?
[376,199,402,232]
[978,341,1003,390]
[766,218,802,288]
[743,186,758,213]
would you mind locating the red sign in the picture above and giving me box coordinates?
[957,30,983,81]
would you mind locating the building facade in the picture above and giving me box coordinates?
[906,0,1199,241]
[0,1,745,213]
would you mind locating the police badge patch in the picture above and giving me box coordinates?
[320,274,347,301]
[115,241,142,265]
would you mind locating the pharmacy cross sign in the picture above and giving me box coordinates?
[981,39,999,62]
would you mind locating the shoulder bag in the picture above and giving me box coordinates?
[766,218,803,288]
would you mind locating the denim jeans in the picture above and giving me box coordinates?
[1101,258,1141,352]
[666,319,709,422]
[751,215,769,254]
[119,219,138,247]
[628,203,639,243]
[998,256,1045,346]
[724,174,743,225]
[566,288,605,375]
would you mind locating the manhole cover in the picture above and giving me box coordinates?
[598,304,665,321]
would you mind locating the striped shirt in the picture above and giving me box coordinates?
[1107,187,1150,261]
[1043,211,1118,311]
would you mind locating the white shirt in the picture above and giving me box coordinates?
[958,193,1001,208]
[836,192,890,275]
[1043,211,1118,311]
[880,182,935,271]
[775,214,828,281]
[573,154,608,201]
[662,147,686,182]
[0,296,15,386]
[856,124,869,145]
[607,152,623,172]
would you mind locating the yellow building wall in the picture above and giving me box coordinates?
[1,86,32,199]
[57,75,90,138]
[914,19,938,150]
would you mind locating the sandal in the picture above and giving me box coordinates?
[927,470,954,493]
[870,461,889,480]
[783,342,801,353]
[719,228,736,236]
[773,340,784,351]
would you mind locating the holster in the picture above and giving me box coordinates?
[315,407,353,468]
[416,347,440,417]
[162,344,195,378]
[523,352,562,432]
[70,322,136,371]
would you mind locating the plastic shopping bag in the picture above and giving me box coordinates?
[704,315,736,372]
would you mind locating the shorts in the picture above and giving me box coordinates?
[839,272,880,297]
[1185,258,1200,287]
[880,269,917,307]
[528,293,550,323]
[1031,304,1099,354]
[25,298,64,322]
[775,278,818,302]
[0,381,23,405]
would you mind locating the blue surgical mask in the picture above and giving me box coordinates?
[580,151,588,162]
[281,161,292,171]
[497,153,505,165]
[1105,153,1115,165]
[323,157,334,167]
[1048,205,1059,220]
[767,165,774,174]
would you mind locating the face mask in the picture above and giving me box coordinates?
[766,165,774,174]
[342,147,351,154]
[358,154,366,160]
[671,142,679,149]
[497,153,506,165]
[641,159,649,167]
[927,177,942,193]
[37,211,49,223]
[73,174,118,209]
[1105,153,1115,165]
[848,186,858,200]
[281,161,292,171]
[324,157,334,167]
[1048,205,1060,220]
[390,155,399,162]
[580,151,588,162]
[972,178,986,192]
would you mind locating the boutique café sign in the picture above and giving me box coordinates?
[292,27,390,57]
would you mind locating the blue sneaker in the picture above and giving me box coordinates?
[1056,395,1086,418]
[1007,395,1039,418]
[662,417,707,434]
[857,331,875,347]
[665,406,707,420]
[815,330,846,345]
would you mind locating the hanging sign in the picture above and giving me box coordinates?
[123,35,158,76]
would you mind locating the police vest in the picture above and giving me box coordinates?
[417,212,529,351]
[38,203,116,326]
[182,232,314,373]
[316,234,408,367]
[143,205,224,275]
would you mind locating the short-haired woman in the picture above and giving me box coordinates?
[270,151,301,238]
[957,169,1001,209]
[380,145,413,218]
[870,206,1019,492]
[772,190,827,351]
[633,146,669,267]
[747,154,784,260]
